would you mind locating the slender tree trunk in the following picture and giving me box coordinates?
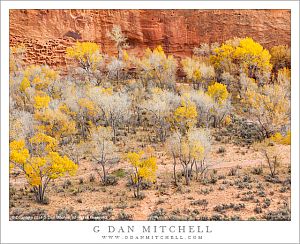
[185,167,190,186]
[112,121,117,144]
[172,154,177,186]
[101,162,106,184]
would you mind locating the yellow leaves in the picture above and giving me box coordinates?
[66,42,99,60]
[35,108,77,139]
[29,132,58,152]
[173,96,198,132]
[9,139,30,165]
[224,115,232,126]
[241,77,289,136]
[190,141,205,161]
[34,92,50,109]
[210,37,272,76]
[136,45,177,87]
[46,152,78,179]
[100,87,113,95]
[78,98,97,117]
[210,43,235,70]
[23,153,77,186]
[181,57,202,82]
[207,82,229,104]
[23,65,58,91]
[151,87,163,95]
[20,77,30,92]
[123,50,129,61]
[66,42,102,71]
[24,158,43,186]
[126,150,158,183]
[10,135,77,188]
[270,131,291,145]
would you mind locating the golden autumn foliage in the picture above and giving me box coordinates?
[241,79,290,138]
[66,42,102,72]
[135,45,177,88]
[21,65,58,91]
[210,37,272,78]
[34,108,77,139]
[270,45,291,72]
[270,131,291,145]
[181,57,215,89]
[8,33,291,210]
[126,150,157,198]
[172,95,198,134]
[34,92,51,110]
[181,57,202,83]
[9,133,78,203]
[207,82,229,104]
[9,139,30,167]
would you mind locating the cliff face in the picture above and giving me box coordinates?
[9,9,291,67]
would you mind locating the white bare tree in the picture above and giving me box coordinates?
[85,127,119,184]
[90,89,132,143]
[141,89,180,142]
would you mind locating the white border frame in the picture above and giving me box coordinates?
[1,1,299,243]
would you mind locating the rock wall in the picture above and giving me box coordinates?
[9,9,291,68]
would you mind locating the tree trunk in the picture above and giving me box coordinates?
[172,155,177,186]
[185,167,190,186]
[101,162,107,184]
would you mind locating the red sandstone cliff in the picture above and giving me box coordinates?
[9,9,291,67]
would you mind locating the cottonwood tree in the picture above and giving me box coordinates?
[34,104,77,141]
[10,133,77,203]
[270,45,291,73]
[205,82,232,127]
[62,85,100,140]
[189,90,215,127]
[89,88,132,143]
[166,128,211,185]
[134,46,177,89]
[84,127,119,184]
[126,150,157,198]
[210,37,272,83]
[170,95,198,135]
[107,57,124,83]
[10,65,58,112]
[181,57,215,89]
[141,88,180,142]
[240,78,290,138]
[107,25,129,61]
[66,42,103,74]
[10,110,36,141]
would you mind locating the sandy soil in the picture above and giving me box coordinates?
[9,136,291,221]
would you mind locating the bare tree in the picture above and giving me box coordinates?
[85,127,119,184]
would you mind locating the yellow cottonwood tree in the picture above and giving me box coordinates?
[241,79,290,138]
[9,133,78,203]
[171,95,198,135]
[66,42,103,72]
[210,37,272,82]
[135,45,177,89]
[34,107,77,140]
[181,57,215,89]
[126,150,157,198]
[207,82,229,105]
[166,128,211,185]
